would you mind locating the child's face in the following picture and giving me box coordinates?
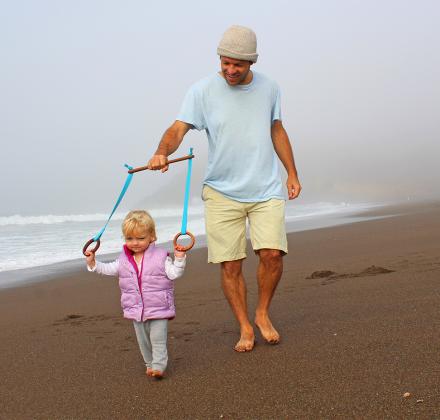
[124,228,153,254]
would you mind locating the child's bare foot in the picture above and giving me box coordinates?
[255,314,280,344]
[146,367,153,377]
[234,327,255,352]
[151,370,164,379]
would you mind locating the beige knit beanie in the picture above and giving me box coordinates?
[217,25,258,63]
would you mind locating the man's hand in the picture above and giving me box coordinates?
[147,154,169,173]
[286,174,301,200]
[147,121,192,173]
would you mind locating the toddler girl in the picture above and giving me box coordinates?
[85,210,186,379]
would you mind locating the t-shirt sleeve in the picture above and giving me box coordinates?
[271,83,282,123]
[176,84,206,131]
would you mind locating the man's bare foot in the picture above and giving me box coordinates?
[146,367,153,377]
[151,370,164,379]
[255,314,280,344]
[234,336,255,352]
[234,327,255,352]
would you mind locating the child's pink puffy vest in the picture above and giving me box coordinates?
[117,243,175,322]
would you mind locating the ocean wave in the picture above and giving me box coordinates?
[0,206,205,226]
[0,218,207,272]
[0,213,122,226]
[284,201,371,219]
[0,202,375,227]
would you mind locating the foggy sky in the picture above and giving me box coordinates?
[1,0,439,216]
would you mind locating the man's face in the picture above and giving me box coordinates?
[220,56,252,85]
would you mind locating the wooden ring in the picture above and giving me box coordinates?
[82,238,101,256]
[173,231,195,252]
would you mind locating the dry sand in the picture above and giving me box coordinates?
[0,201,439,419]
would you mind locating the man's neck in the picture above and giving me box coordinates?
[242,70,253,85]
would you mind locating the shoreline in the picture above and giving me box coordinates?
[0,199,419,290]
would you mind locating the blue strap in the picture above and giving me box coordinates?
[180,148,193,234]
[93,164,134,241]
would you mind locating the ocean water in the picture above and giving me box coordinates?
[0,200,378,278]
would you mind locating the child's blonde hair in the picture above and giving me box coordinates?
[122,210,157,241]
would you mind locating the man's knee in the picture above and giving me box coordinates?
[221,259,243,279]
[258,249,283,267]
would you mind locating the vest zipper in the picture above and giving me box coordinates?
[138,255,145,320]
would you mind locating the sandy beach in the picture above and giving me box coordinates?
[1,201,439,419]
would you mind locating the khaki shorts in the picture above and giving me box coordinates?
[202,185,288,263]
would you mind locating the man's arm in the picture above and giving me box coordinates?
[147,120,192,172]
[271,120,302,200]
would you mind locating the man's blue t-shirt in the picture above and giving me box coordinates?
[177,71,284,202]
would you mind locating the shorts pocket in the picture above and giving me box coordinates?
[202,185,209,201]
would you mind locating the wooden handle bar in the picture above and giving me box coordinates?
[128,154,194,174]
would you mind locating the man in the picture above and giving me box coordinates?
[147,25,301,352]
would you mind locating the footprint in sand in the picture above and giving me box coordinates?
[64,314,84,320]
[172,332,194,342]
[207,327,218,333]
[307,265,395,285]
[59,315,85,327]
[306,270,337,279]
[53,313,120,327]
[52,314,83,326]
[358,266,394,276]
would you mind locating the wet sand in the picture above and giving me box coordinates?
[1,201,439,419]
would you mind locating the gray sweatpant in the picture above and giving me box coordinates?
[133,319,168,372]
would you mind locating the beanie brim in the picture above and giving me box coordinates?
[217,47,258,63]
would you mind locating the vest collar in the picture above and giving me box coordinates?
[123,242,156,277]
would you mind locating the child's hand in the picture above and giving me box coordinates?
[85,250,96,268]
[174,246,187,259]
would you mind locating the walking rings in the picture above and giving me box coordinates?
[82,238,101,256]
[173,231,195,252]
